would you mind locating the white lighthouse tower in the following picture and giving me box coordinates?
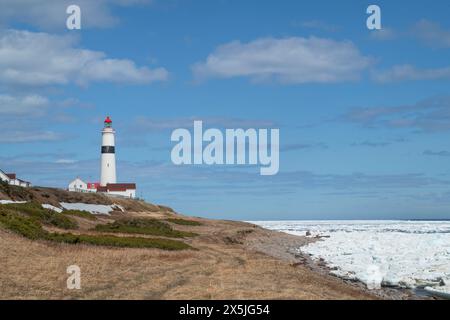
[100,116,117,186]
[68,116,136,198]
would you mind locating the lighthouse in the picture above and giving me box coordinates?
[100,116,117,186]
[67,116,136,198]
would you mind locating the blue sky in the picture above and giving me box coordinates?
[1,0,450,220]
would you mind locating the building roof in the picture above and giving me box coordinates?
[107,183,136,191]
[6,173,16,179]
[0,169,10,181]
[17,178,31,185]
[1,170,30,185]
[70,177,86,184]
[98,183,136,192]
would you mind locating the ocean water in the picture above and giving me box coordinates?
[251,220,450,295]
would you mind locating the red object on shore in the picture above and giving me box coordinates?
[87,182,100,190]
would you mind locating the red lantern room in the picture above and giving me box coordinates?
[104,116,112,127]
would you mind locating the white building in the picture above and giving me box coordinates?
[68,178,99,193]
[0,170,9,183]
[67,116,137,199]
[101,116,117,186]
[97,183,136,199]
[68,178,136,198]
[68,178,88,192]
[0,169,31,187]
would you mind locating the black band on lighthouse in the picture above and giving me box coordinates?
[101,146,115,153]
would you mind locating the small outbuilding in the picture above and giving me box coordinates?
[97,183,136,199]
[0,169,31,187]
[68,178,88,192]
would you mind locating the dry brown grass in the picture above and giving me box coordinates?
[0,185,174,214]
[0,185,378,299]
[0,215,377,300]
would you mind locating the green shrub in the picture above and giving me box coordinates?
[47,233,191,250]
[0,181,33,201]
[0,209,47,239]
[2,202,77,229]
[0,207,190,250]
[166,218,202,226]
[63,209,97,221]
[94,218,197,238]
[0,179,8,190]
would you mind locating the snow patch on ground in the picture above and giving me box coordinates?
[60,202,120,215]
[42,204,63,213]
[113,204,124,212]
[0,200,123,215]
[0,200,27,204]
[252,220,450,297]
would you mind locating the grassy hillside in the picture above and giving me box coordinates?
[0,183,198,251]
[0,183,381,300]
[0,181,172,213]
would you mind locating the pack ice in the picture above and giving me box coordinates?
[253,220,450,295]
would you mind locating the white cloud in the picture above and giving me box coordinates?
[342,96,450,133]
[131,116,278,132]
[54,159,78,164]
[0,130,65,143]
[192,37,372,84]
[369,27,397,41]
[373,64,450,83]
[414,19,450,48]
[0,29,168,87]
[0,94,49,115]
[0,0,151,30]
[293,20,340,33]
[367,20,450,46]
[0,93,79,143]
[78,58,168,84]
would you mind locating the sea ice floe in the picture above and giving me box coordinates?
[424,284,450,299]
[252,220,450,297]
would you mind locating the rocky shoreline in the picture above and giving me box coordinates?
[245,226,436,300]
[0,186,424,300]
